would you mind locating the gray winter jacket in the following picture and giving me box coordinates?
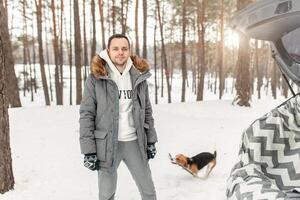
[79,55,158,172]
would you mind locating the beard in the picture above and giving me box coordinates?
[112,58,127,67]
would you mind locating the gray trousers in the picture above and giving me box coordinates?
[98,140,156,200]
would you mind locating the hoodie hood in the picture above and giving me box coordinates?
[90,50,150,80]
[99,50,132,77]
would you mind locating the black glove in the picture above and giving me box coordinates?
[147,143,157,159]
[84,153,99,171]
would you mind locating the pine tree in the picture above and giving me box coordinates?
[0,0,15,193]
[155,0,172,103]
[51,0,63,105]
[234,0,254,106]
[98,0,106,49]
[2,0,21,107]
[74,0,82,104]
[35,0,50,105]
[181,0,187,102]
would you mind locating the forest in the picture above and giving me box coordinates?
[2,0,291,108]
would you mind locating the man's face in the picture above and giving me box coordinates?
[108,38,130,67]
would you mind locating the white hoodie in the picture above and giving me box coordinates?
[99,50,137,141]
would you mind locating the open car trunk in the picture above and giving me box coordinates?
[231,0,300,86]
[227,1,300,200]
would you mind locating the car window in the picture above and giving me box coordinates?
[282,27,300,63]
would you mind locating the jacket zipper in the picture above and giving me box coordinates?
[99,71,151,168]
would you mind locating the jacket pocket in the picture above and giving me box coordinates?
[94,130,108,161]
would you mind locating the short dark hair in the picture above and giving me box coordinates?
[107,34,130,49]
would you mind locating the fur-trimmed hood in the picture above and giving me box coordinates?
[90,53,150,80]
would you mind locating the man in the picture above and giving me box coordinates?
[79,34,157,200]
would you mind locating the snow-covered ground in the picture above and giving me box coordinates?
[3,63,293,199]
[2,96,286,200]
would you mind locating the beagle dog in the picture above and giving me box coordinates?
[175,151,216,178]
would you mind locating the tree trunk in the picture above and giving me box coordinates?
[154,21,158,104]
[264,42,271,96]
[22,0,28,97]
[91,0,96,59]
[218,0,225,99]
[250,54,254,95]
[69,0,73,105]
[170,9,175,90]
[59,0,64,104]
[160,46,164,98]
[255,40,263,99]
[24,1,34,102]
[121,0,125,34]
[142,0,147,59]
[112,0,116,34]
[124,0,129,34]
[22,57,27,97]
[120,1,128,34]
[35,0,50,105]
[98,0,106,49]
[271,60,277,99]
[156,0,171,103]
[214,29,219,95]
[0,0,15,193]
[30,0,37,94]
[181,0,187,102]
[170,50,175,88]
[51,0,62,105]
[234,31,251,106]
[192,20,197,94]
[2,0,21,107]
[44,2,53,102]
[192,53,197,94]
[27,47,34,102]
[196,0,206,101]
[107,0,111,36]
[234,0,253,107]
[83,0,88,82]
[135,0,140,56]
[282,74,289,98]
[22,0,34,101]
[74,0,82,104]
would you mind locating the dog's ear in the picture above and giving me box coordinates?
[175,154,183,162]
[175,154,183,158]
[175,154,189,167]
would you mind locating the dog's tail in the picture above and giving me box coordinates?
[212,141,217,159]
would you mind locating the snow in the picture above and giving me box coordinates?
[1,96,286,200]
[3,63,292,199]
